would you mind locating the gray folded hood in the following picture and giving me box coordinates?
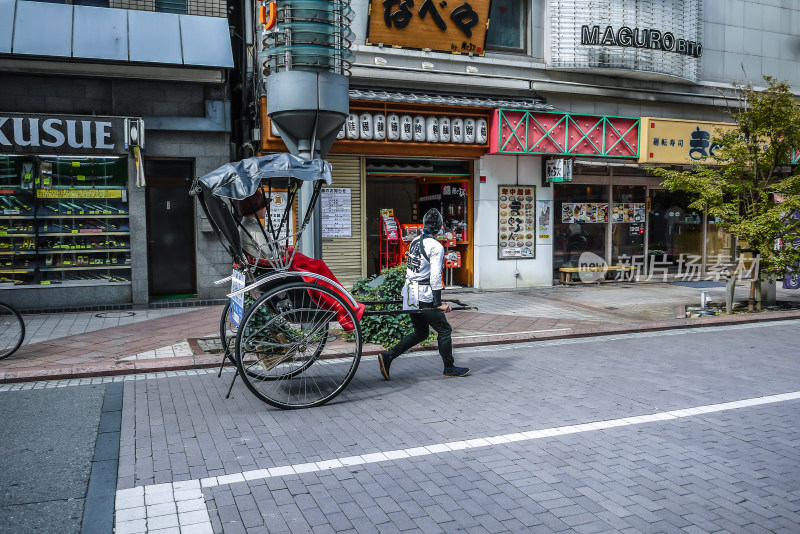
[197,153,332,200]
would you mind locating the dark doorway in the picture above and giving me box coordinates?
[145,160,196,297]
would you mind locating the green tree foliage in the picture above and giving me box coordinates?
[352,264,436,348]
[651,76,800,283]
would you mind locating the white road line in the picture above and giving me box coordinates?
[114,389,800,533]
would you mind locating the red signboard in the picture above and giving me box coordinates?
[490,109,640,158]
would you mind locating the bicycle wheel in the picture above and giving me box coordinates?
[234,282,361,409]
[219,300,237,365]
[0,303,25,360]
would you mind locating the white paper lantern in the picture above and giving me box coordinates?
[373,114,386,141]
[464,118,476,143]
[336,123,346,140]
[400,115,413,141]
[476,118,488,144]
[387,114,401,141]
[413,116,426,142]
[425,117,439,142]
[359,112,374,140]
[451,118,464,143]
[439,117,451,143]
[346,113,359,139]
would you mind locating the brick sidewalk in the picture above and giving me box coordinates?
[3,297,800,383]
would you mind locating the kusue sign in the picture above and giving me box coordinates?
[581,25,702,58]
[0,114,129,154]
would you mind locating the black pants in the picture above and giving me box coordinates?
[389,302,454,368]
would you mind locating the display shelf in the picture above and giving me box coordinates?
[40,265,131,272]
[37,232,130,238]
[39,248,130,254]
[0,154,130,286]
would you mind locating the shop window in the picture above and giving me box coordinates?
[0,155,130,287]
[156,0,187,14]
[554,184,608,272]
[486,0,527,52]
[611,185,646,263]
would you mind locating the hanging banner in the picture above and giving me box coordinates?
[498,185,535,259]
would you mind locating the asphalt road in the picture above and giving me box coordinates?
[2,320,798,533]
[110,319,800,533]
[0,384,105,534]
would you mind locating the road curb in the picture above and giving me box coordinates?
[2,309,800,384]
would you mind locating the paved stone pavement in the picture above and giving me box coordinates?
[105,320,800,533]
[4,281,800,384]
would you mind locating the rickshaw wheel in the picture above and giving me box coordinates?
[220,300,237,365]
[234,281,362,409]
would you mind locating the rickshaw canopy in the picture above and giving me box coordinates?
[197,153,332,201]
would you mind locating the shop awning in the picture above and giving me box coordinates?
[0,0,233,69]
[349,88,551,111]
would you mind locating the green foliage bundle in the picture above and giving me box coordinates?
[352,264,437,348]
[651,76,800,280]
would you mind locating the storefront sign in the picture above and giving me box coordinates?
[537,200,552,243]
[36,189,123,199]
[545,159,572,182]
[549,0,703,81]
[498,185,535,259]
[321,187,352,238]
[365,0,492,55]
[0,114,129,155]
[580,25,702,58]
[491,110,640,158]
[337,113,487,145]
[639,118,737,164]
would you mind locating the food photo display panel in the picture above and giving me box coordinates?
[498,185,536,259]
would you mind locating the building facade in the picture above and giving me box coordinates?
[0,0,234,310]
[255,0,800,289]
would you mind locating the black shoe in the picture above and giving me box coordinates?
[379,352,393,380]
[443,365,470,378]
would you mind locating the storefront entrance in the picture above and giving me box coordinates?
[145,160,196,297]
[365,159,473,286]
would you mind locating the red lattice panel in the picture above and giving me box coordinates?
[527,113,566,154]
[604,117,639,157]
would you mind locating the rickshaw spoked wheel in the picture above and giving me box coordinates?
[234,281,362,409]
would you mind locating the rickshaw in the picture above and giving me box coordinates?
[192,154,474,410]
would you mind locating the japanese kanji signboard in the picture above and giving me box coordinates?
[366,0,492,55]
[638,118,737,164]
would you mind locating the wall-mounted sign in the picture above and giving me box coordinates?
[549,0,703,82]
[498,185,535,259]
[321,187,352,238]
[537,200,552,243]
[267,191,293,239]
[638,118,737,164]
[491,110,640,158]
[336,113,488,145]
[365,0,492,55]
[580,25,702,58]
[545,158,572,182]
[0,114,129,155]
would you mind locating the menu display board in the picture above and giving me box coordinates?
[560,203,645,223]
[321,187,352,238]
[498,185,535,259]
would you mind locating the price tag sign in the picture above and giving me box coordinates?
[230,269,246,327]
